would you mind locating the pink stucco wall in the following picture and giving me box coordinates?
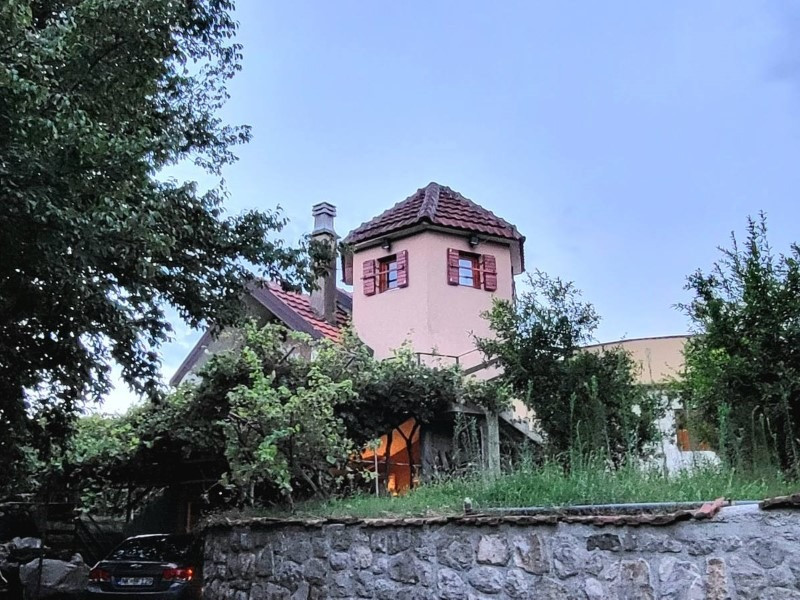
[351,230,514,369]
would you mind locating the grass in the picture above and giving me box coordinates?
[230,456,799,520]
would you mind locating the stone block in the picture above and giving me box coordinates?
[328,524,354,551]
[531,576,570,599]
[302,558,326,585]
[329,571,354,598]
[512,533,549,575]
[551,535,582,578]
[329,551,349,571]
[351,544,373,569]
[255,546,275,577]
[389,551,421,584]
[728,554,765,599]
[615,559,654,600]
[374,578,407,600]
[747,538,785,569]
[584,577,605,600]
[237,552,255,580]
[707,557,733,600]
[467,566,504,594]
[658,557,702,600]
[311,536,330,558]
[477,535,510,566]
[438,538,475,571]
[239,531,253,550]
[372,529,416,555]
[274,561,303,588]
[371,556,389,574]
[685,538,715,556]
[437,568,467,600]
[586,533,621,552]
[285,540,312,564]
[503,569,535,599]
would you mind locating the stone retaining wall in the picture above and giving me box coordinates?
[202,505,800,599]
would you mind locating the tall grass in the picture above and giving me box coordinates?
[240,453,794,520]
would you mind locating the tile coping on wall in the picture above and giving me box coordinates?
[200,498,747,531]
[760,491,800,509]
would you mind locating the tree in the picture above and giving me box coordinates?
[477,271,659,463]
[680,214,800,471]
[0,0,319,495]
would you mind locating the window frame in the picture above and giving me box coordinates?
[377,254,399,293]
[457,251,482,289]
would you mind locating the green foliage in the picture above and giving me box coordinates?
[65,322,503,510]
[477,271,661,464]
[680,214,800,472]
[62,414,142,511]
[335,345,465,446]
[0,0,322,498]
[222,344,357,504]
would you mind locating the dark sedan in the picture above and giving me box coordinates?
[86,534,202,600]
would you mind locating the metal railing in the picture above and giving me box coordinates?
[413,347,484,366]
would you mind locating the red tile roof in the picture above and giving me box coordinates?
[265,283,350,342]
[343,182,524,246]
[169,283,351,386]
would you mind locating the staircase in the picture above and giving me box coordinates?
[73,515,122,565]
[462,356,544,446]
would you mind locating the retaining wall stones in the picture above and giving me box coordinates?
[202,505,800,599]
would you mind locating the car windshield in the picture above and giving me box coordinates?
[107,536,193,562]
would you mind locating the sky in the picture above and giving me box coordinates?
[103,0,800,412]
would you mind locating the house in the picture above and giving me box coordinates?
[172,182,539,491]
[585,335,718,473]
[169,203,352,386]
[340,182,537,488]
[340,182,523,370]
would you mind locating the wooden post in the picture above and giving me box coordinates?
[420,427,434,483]
[484,411,501,476]
[371,453,376,496]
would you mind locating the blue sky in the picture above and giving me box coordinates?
[105,1,800,411]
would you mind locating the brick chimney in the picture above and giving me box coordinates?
[309,202,338,324]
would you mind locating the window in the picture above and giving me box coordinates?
[378,255,398,292]
[447,248,498,291]
[362,250,408,296]
[458,253,481,288]
[108,535,194,562]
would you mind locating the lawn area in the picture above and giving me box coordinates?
[234,459,798,520]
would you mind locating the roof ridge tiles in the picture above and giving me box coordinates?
[418,182,441,220]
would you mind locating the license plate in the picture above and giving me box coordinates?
[116,577,153,586]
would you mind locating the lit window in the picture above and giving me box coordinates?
[378,255,398,293]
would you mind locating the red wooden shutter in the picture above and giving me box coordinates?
[344,262,353,285]
[447,248,460,285]
[362,259,377,296]
[396,250,409,288]
[482,254,498,291]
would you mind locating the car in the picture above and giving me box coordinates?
[85,534,203,599]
